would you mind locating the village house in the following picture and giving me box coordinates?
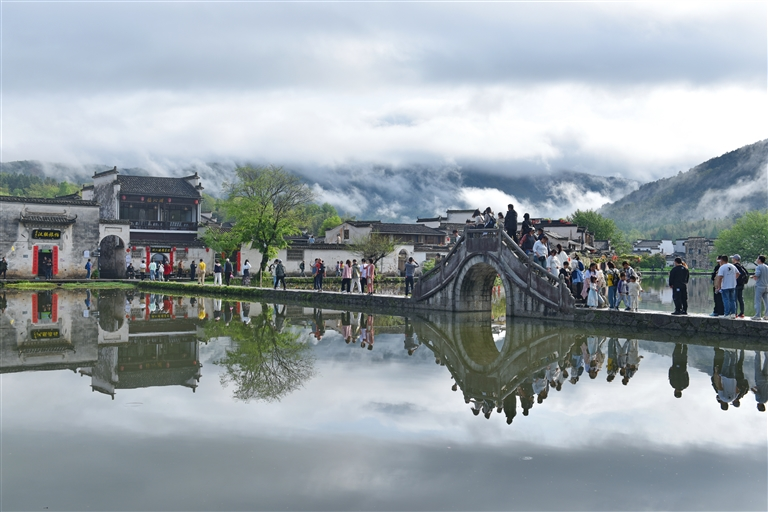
[82,167,212,278]
[0,195,107,279]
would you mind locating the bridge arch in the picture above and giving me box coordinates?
[452,253,513,316]
[413,228,575,318]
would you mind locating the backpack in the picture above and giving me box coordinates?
[736,264,749,287]
[486,216,496,228]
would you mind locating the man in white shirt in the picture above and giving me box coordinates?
[533,236,549,267]
[714,255,740,318]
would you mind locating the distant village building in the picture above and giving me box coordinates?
[82,167,211,278]
[632,240,675,255]
[685,237,717,270]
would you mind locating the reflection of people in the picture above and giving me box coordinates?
[668,344,689,398]
[0,292,7,314]
[213,299,222,321]
[404,318,420,355]
[606,338,621,383]
[712,348,742,410]
[502,393,517,424]
[84,290,92,310]
[752,351,768,412]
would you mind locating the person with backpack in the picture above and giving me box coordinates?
[85,259,92,279]
[274,259,286,290]
[606,261,621,310]
[732,255,749,318]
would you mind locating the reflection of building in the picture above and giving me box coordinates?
[0,195,102,279]
[0,290,99,373]
[0,289,203,398]
[79,340,201,399]
[82,167,211,278]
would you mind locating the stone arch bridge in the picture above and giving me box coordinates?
[413,228,575,318]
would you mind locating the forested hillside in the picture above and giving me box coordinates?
[599,139,768,235]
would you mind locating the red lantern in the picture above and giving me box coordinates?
[126,248,130,253]
[194,199,199,204]
[206,247,210,252]
[132,246,136,251]
[168,198,172,203]
[121,195,126,200]
[140,196,145,201]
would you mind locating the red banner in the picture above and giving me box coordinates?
[51,293,58,323]
[31,294,38,324]
[52,246,59,275]
[32,246,39,275]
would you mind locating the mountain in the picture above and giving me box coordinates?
[0,159,640,222]
[599,139,768,234]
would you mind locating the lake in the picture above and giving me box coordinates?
[1,288,766,511]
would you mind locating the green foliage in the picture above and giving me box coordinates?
[714,210,768,263]
[200,227,241,256]
[208,305,315,402]
[319,214,343,235]
[221,165,313,274]
[298,202,345,236]
[637,253,666,270]
[0,172,80,198]
[421,259,436,272]
[568,209,630,253]
[348,234,395,264]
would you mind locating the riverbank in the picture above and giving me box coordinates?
[136,280,768,340]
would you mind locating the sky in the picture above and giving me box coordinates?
[1,1,767,187]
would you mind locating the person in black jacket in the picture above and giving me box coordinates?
[504,204,519,243]
[668,344,689,398]
[710,259,724,316]
[224,258,233,286]
[668,257,690,315]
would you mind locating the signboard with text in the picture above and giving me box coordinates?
[31,229,61,240]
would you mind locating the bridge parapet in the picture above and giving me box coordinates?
[414,227,575,318]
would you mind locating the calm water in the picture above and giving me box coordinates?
[1,289,766,511]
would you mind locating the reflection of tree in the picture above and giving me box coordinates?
[208,306,315,402]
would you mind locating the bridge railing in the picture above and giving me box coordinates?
[498,230,561,287]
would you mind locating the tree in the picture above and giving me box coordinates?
[638,253,666,270]
[319,215,343,236]
[714,210,768,263]
[568,209,631,254]
[210,304,315,402]
[348,233,395,265]
[298,202,344,236]
[221,165,313,275]
[200,225,241,258]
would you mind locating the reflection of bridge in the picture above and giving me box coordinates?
[412,313,768,414]
[414,314,574,408]
[413,228,574,317]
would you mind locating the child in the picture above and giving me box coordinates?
[587,276,599,308]
[617,272,629,310]
[627,276,643,312]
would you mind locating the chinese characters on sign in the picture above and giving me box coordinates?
[31,329,61,340]
[31,229,61,240]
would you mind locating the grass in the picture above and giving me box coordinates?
[3,281,137,290]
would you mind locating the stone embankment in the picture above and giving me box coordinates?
[136,281,768,340]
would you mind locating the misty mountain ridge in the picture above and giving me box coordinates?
[0,159,640,222]
[598,139,768,233]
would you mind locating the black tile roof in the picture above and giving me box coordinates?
[0,195,98,207]
[372,223,446,236]
[117,175,201,199]
[20,214,78,225]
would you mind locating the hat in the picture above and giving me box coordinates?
[731,254,741,261]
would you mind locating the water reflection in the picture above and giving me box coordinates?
[1,289,766,510]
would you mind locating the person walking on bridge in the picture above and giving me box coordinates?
[505,204,518,243]
[533,236,549,267]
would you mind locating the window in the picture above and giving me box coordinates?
[287,249,304,261]
[343,229,350,240]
